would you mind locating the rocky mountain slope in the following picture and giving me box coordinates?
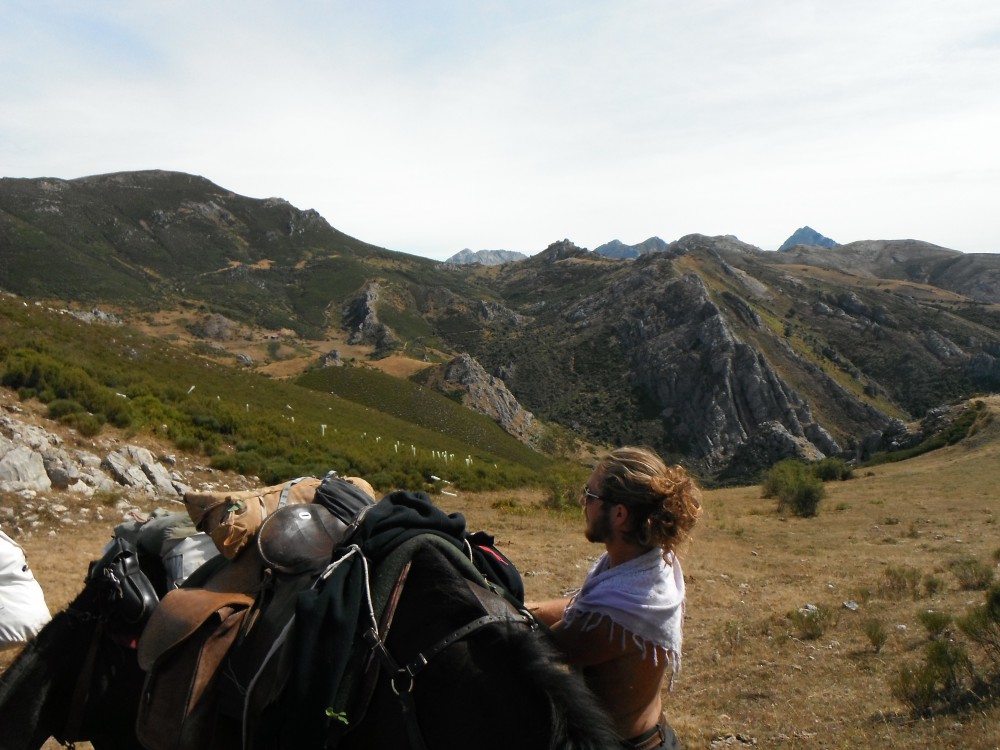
[3,171,1000,479]
[443,248,527,265]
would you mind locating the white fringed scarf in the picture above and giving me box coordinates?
[562,547,685,683]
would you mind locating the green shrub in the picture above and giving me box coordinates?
[762,459,826,517]
[891,640,974,715]
[789,604,837,640]
[957,584,1000,668]
[891,663,939,716]
[543,472,587,513]
[210,454,240,472]
[862,618,889,653]
[46,399,85,419]
[491,497,528,515]
[63,411,104,437]
[923,575,946,597]
[917,609,952,640]
[812,457,853,481]
[950,557,995,591]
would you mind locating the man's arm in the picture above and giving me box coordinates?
[525,597,571,627]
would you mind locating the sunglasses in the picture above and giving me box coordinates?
[580,486,604,505]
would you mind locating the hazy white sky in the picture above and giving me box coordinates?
[2,1,998,260]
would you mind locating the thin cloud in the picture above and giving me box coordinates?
[1,0,998,258]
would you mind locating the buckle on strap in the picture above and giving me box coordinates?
[628,720,667,750]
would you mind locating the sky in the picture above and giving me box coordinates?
[2,1,999,261]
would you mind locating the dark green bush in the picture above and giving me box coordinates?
[762,459,825,517]
[891,640,974,715]
[46,399,85,419]
[66,411,104,437]
[812,457,853,481]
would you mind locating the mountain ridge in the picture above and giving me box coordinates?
[3,170,999,479]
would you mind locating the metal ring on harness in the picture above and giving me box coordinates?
[390,669,416,696]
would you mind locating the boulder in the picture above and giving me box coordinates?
[0,445,52,492]
[42,448,81,489]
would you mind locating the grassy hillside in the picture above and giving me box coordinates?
[0,294,551,492]
[296,365,549,469]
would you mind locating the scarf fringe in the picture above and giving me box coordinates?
[574,610,682,688]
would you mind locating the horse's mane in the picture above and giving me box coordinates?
[0,608,76,703]
[496,616,629,750]
[410,545,628,750]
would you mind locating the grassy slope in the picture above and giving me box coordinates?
[0,295,550,490]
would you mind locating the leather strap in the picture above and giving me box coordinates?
[361,578,534,750]
[628,713,670,750]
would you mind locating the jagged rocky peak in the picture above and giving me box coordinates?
[536,239,590,262]
[444,248,527,266]
[778,226,839,251]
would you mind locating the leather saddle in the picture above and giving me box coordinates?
[135,474,378,750]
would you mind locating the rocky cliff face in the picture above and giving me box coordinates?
[428,354,542,449]
[444,249,528,266]
[602,271,841,474]
[343,281,398,351]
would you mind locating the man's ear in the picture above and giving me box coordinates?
[611,502,630,530]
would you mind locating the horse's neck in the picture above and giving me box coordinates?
[0,615,78,750]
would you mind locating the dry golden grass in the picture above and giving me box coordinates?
[5,406,1000,749]
[446,406,1000,749]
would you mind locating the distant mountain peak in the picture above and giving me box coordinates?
[443,248,527,266]
[593,236,669,259]
[779,226,839,252]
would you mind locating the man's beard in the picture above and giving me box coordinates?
[585,504,612,543]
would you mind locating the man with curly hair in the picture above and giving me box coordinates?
[529,446,701,750]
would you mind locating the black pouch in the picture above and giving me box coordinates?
[88,536,159,626]
[467,530,525,604]
[312,475,376,529]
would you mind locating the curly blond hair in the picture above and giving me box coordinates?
[594,446,702,556]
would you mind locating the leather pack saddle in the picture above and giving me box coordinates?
[135,474,377,750]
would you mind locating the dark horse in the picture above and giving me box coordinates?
[0,542,627,750]
[0,538,152,750]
